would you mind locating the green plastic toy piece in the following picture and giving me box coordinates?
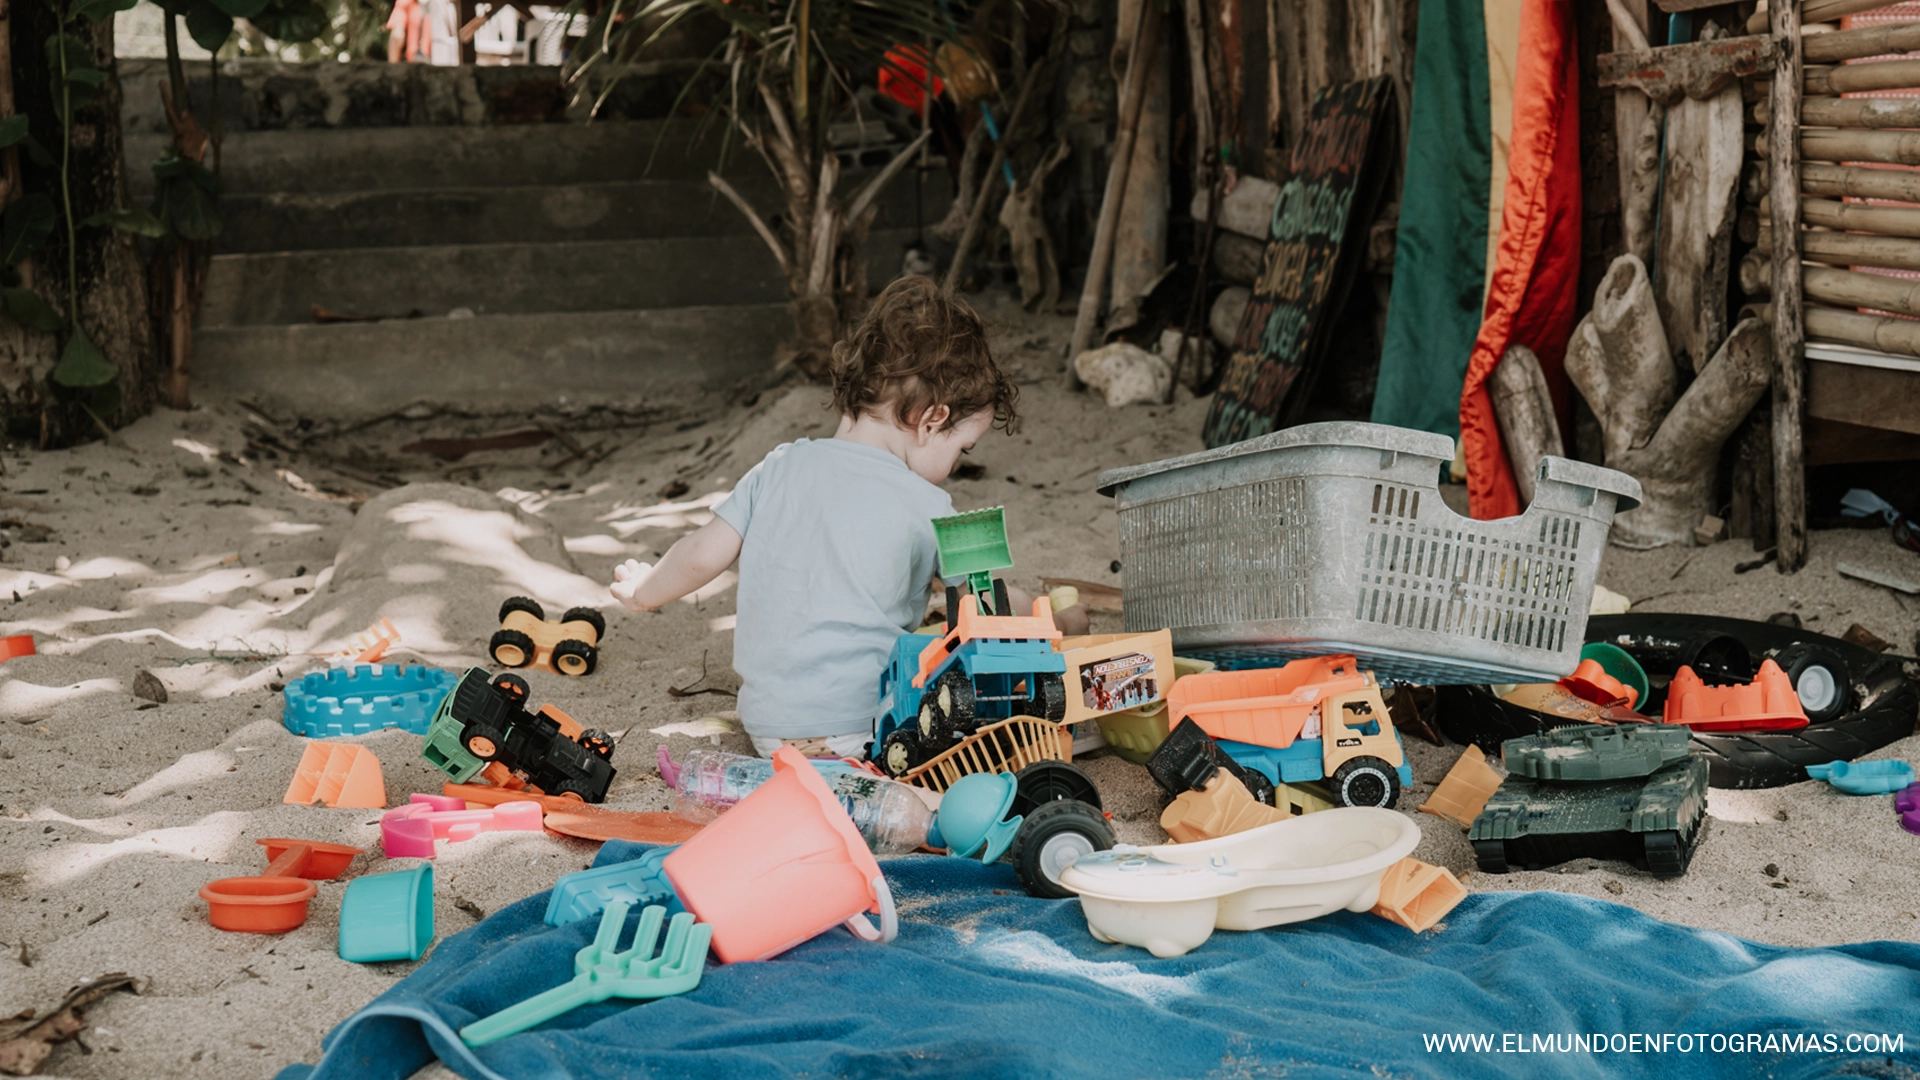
[1501,723,1692,782]
[459,902,711,1047]
[420,685,485,783]
[932,507,1013,609]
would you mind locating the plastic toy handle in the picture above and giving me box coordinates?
[459,977,601,1047]
[843,875,898,944]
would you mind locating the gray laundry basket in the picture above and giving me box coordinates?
[1096,423,1642,685]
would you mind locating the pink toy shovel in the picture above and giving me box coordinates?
[381,794,544,858]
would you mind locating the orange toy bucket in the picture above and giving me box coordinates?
[200,838,363,933]
[663,746,896,963]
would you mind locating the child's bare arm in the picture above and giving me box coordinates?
[609,518,743,612]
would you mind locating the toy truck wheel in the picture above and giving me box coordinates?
[992,578,1011,617]
[491,629,536,668]
[1774,643,1852,723]
[1012,800,1114,899]
[1234,764,1279,808]
[932,670,976,732]
[880,729,923,777]
[464,723,507,761]
[551,639,598,677]
[499,596,545,623]
[945,586,961,632]
[1037,674,1066,721]
[1330,756,1402,808]
[578,729,615,760]
[560,606,607,642]
[1012,760,1103,815]
[1472,838,1511,874]
[491,673,531,706]
[550,779,600,803]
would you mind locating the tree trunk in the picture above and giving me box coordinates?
[2,6,156,443]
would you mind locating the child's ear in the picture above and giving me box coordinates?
[915,403,952,444]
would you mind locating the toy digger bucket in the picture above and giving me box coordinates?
[931,507,1013,596]
[663,746,896,964]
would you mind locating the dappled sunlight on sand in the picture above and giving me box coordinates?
[27,810,249,887]
[255,520,326,536]
[0,677,124,716]
[130,568,272,605]
[386,499,607,609]
[113,749,239,806]
[600,491,730,537]
[58,557,152,581]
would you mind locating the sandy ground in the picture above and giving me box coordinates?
[0,291,1916,1079]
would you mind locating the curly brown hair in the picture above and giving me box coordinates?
[829,276,1019,433]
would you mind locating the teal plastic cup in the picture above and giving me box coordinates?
[338,862,435,963]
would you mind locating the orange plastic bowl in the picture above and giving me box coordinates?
[0,635,33,661]
[200,875,320,933]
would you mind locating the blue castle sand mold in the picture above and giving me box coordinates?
[283,665,459,738]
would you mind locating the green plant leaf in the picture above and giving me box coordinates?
[45,35,102,123]
[2,195,56,266]
[66,68,108,88]
[185,3,234,51]
[1,287,66,332]
[71,0,139,23]
[0,115,28,149]
[50,328,116,388]
[80,206,168,238]
[208,0,269,18]
[152,169,223,241]
[84,380,123,421]
[250,0,328,42]
[22,134,54,168]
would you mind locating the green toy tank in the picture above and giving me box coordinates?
[1469,723,1709,879]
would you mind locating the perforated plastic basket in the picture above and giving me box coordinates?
[1096,423,1641,685]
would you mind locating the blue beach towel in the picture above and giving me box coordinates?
[281,841,1920,1080]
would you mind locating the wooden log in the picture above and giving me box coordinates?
[945,58,1050,292]
[1799,196,1920,239]
[1801,160,1920,202]
[1804,60,1920,96]
[1658,84,1744,374]
[1800,302,1920,358]
[1771,0,1807,574]
[1067,0,1157,378]
[1109,0,1172,333]
[1210,231,1264,286]
[1487,345,1565,506]
[1191,176,1281,242]
[1776,95,1920,128]
[1768,126,1920,166]
[1759,225,1920,271]
[1741,160,1768,205]
[1738,206,1761,245]
[1181,0,1215,194]
[1727,402,1776,548]
[1615,0,1661,266]
[1801,17,1920,63]
[1598,37,1775,105]
[1740,249,1770,296]
[1747,259,1920,318]
[1748,0,1902,35]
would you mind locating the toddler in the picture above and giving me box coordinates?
[610,276,1019,758]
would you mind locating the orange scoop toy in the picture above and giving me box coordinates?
[200,838,364,933]
[442,783,704,844]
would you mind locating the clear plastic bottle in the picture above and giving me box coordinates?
[666,748,933,855]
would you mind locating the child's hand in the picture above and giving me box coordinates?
[609,559,657,612]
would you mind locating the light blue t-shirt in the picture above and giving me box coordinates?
[714,438,955,740]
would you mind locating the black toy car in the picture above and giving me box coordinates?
[437,668,616,802]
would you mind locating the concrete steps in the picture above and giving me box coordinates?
[187,115,944,415]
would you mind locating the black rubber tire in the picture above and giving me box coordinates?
[1036,673,1067,721]
[992,577,1011,617]
[490,672,531,706]
[499,596,545,623]
[1472,838,1511,874]
[490,629,536,668]
[551,639,597,677]
[879,729,922,777]
[1233,763,1279,808]
[1011,800,1115,899]
[1678,633,1753,687]
[945,585,961,632]
[1329,755,1402,809]
[931,670,976,734]
[463,723,506,762]
[550,778,601,803]
[1011,761,1102,815]
[560,606,607,641]
[578,729,615,760]
[1774,643,1852,724]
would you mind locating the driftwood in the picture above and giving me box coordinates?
[1803,61,1920,97]
[1803,19,1920,63]
[1794,303,1920,359]
[1614,1,1663,267]
[1768,0,1808,573]
[1801,161,1920,203]
[1486,345,1565,506]
[1191,177,1281,241]
[944,55,1052,292]
[1109,0,1171,334]
[1758,225,1920,271]
[1597,36,1774,105]
[1180,0,1215,193]
[1566,256,1772,548]
[1785,195,1920,239]
[1766,95,1920,128]
[1773,127,1920,166]
[1745,258,1920,319]
[1746,0,1896,34]
[1066,0,1158,375]
[998,138,1071,312]
[1657,83,1744,374]
[930,123,988,243]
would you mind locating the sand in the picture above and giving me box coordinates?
[0,292,1915,1079]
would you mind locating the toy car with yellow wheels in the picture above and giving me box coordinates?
[490,597,605,677]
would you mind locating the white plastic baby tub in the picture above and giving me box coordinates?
[1059,807,1421,957]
